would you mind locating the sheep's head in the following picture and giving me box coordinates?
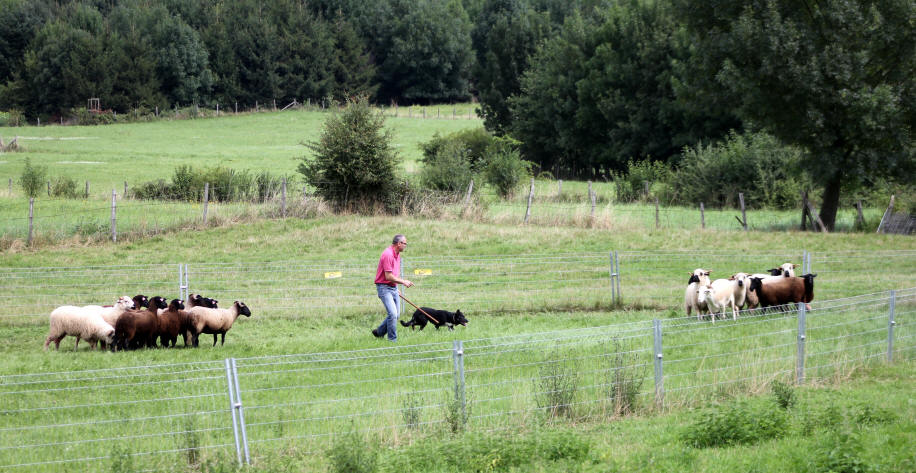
[696,285,714,304]
[748,277,763,293]
[116,296,135,309]
[780,263,797,277]
[732,272,749,287]
[133,294,149,308]
[203,297,218,308]
[150,296,168,310]
[235,301,252,317]
[169,299,185,311]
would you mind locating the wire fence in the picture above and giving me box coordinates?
[0,288,912,471]
[1,249,914,323]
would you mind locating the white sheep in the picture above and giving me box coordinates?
[697,280,739,322]
[186,301,251,347]
[684,268,712,318]
[43,297,132,350]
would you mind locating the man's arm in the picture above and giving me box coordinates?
[384,271,413,288]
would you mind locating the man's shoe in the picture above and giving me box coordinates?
[371,328,381,338]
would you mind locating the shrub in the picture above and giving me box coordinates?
[299,96,402,212]
[172,165,203,201]
[420,140,475,192]
[606,338,645,416]
[50,176,82,198]
[204,166,253,202]
[672,131,809,209]
[534,348,579,420]
[811,430,874,473]
[682,399,788,448]
[443,384,469,435]
[19,158,47,198]
[483,142,531,198]
[130,179,173,200]
[327,428,377,473]
[420,127,494,170]
[612,159,673,203]
[771,379,796,410]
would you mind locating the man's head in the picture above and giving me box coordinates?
[392,234,407,253]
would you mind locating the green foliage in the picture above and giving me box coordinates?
[327,427,377,473]
[299,97,402,212]
[131,164,285,203]
[675,0,916,229]
[811,430,874,473]
[108,444,134,473]
[443,384,469,435]
[672,131,809,209]
[483,141,531,198]
[770,379,796,410]
[19,158,46,198]
[71,107,118,126]
[682,399,789,448]
[606,338,644,416]
[613,159,672,203]
[534,348,579,420]
[420,127,494,170]
[419,140,474,192]
[401,393,421,430]
[183,413,200,467]
[50,176,82,198]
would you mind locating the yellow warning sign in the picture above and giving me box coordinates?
[324,271,342,279]
[414,269,432,276]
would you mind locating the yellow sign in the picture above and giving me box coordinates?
[414,269,432,276]
[324,271,342,279]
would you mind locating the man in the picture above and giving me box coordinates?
[372,234,413,341]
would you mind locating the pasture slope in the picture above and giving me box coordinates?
[0,216,914,472]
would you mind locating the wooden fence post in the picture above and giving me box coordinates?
[855,201,865,229]
[739,193,748,231]
[590,186,597,219]
[700,202,705,229]
[464,179,474,208]
[47,181,50,197]
[27,198,33,246]
[877,195,895,233]
[124,181,128,198]
[8,178,11,196]
[203,183,209,224]
[557,179,562,196]
[524,178,535,224]
[800,191,809,231]
[85,181,89,198]
[655,197,660,229]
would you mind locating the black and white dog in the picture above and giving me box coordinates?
[400,307,468,331]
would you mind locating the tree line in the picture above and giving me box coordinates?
[0,0,912,230]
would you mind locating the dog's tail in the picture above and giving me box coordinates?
[399,320,412,327]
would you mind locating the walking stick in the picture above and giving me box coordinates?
[398,291,440,325]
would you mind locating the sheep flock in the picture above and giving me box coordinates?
[685,262,817,322]
[44,293,252,351]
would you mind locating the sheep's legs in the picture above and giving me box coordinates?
[74,337,81,351]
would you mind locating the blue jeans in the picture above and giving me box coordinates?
[375,284,401,342]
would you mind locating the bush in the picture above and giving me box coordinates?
[770,379,796,410]
[612,159,673,203]
[19,158,47,198]
[672,131,810,209]
[811,430,874,473]
[534,348,579,420]
[0,109,23,127]
[50,176,82,198]
[483,142,531,198]
[420,127,494,170]
[299,96,402,212]
[420,140,475,192]
[682,399,788,448]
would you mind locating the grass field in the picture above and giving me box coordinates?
[0,110,914,472]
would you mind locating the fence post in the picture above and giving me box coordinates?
[85,181,89,198]
[653,319,664,407]
[654,197,660,229]
[202,183,209,224]
[590,184,596,219]
[557,179,562,196]
[452,340,466,423]
[524,178,534,224]
[463,179,474,208]
[876,195,895,233]
[615,251,622,304]
[739,193,748,231]
[110,190,117,242]
[47,181,50,196]
[281,177,287,218]
[227,358,251,465]
[8,178,11,196]
[124,181,128,198]
[700,203,705,229]
[608,251,616,304]
[27,198,34,246]
[888,290,896,362]
[225,359,243,466]
[796,302,807,384]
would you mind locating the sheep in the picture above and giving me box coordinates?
[748,274,817,312]
[187,293,218,309]
[684,268,712,318]
[158,299,192,347]
[766,263,797,278]
[43,297,132,351]
[186,301,252,347]
[702,277,743,321]
[112,296,168,351]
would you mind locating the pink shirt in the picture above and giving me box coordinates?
[374,245,400,286]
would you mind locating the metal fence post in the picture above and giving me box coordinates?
[180,263,189,301]
[653,319,664,407]
[231,358,251,465]
[796,302,807,384]
[452,340,466,423]
[614,251,622,304]
[888,290,896,362]
[225,358,243,466]
[608,251,617,304]
[27,198,34,246]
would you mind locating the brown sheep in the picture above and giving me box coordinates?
[113,296,168,351]
[158,299,192,347]
[748,274,816,312]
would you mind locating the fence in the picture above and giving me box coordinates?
[1,250,915,323]
[0,288,912,471]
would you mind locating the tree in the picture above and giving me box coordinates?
[298,97,402,211]
[675,0,916,230]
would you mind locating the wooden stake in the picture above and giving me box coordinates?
[524,178,534,224]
